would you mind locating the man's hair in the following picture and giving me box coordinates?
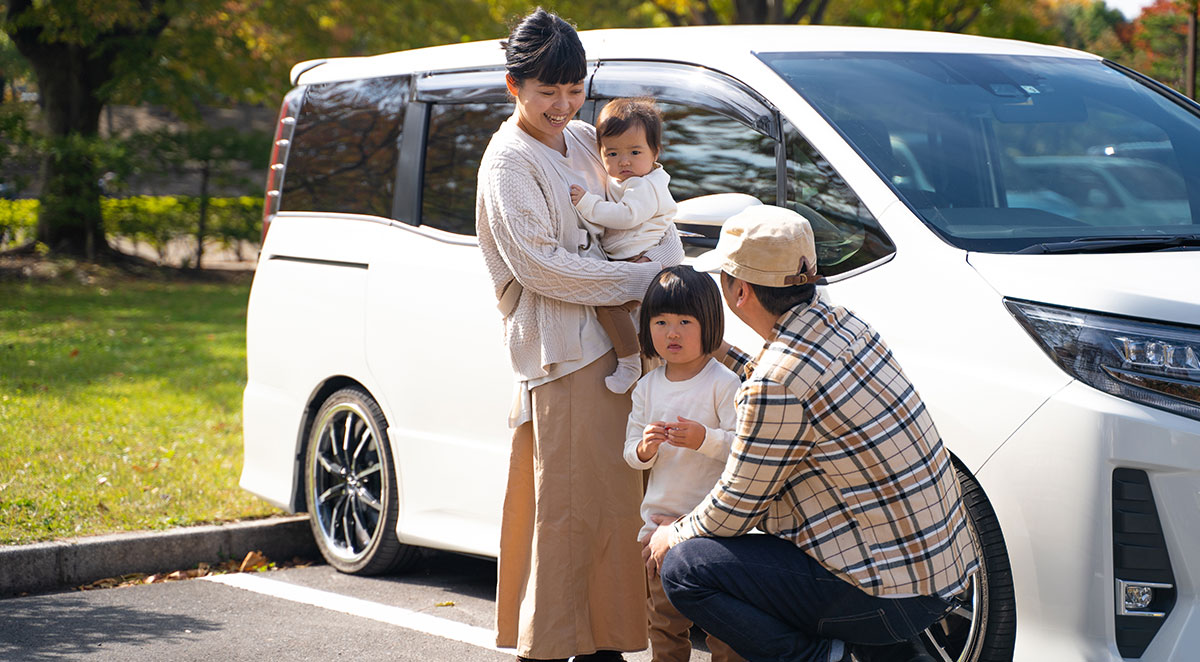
[639,266,724,359]
[721,271,815,317]
[502,8,586,86]
[597,97,663,157]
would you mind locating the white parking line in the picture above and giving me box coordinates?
[203,573,503,653]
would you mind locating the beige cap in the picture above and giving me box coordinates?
[692,205,819,287]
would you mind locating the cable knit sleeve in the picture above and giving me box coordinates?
[481,155,661,307]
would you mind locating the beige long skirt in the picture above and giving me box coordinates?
[496,352,649,659]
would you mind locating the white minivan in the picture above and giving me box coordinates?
[241,26,1200,661]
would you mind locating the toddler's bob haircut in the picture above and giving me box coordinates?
[639,266,725,359]
[502,8,586,86]
[597,97,664,158]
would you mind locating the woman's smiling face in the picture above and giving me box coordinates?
[509,76,585,148]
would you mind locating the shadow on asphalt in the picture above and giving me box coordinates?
[376,550,498,602]
[0,594,220,660]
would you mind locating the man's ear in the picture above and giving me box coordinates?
[505,74,520,97]
[731,278,753,310]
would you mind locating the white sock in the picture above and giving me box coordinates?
[605,354,641,394]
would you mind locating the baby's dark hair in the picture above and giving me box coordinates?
[501,8,586,86]
[639,266,724,359]
[597,97,663,157]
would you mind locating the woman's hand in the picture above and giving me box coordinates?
[666,416,706,450]
[637,422,668,462]
[569,184,586,205]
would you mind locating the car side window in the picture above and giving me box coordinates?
[281,75,410,218]
[656,102,777,206]
[784,122,896,277]
[421,102,513,236]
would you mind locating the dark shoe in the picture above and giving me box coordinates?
[572,652,625,661]
[851,638,936,662]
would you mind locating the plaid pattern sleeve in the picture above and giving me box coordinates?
[673,296,980,600]
[718,344,756,380]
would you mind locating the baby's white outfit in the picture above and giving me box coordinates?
[574,165,677,261]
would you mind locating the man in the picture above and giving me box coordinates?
[642,205,979,662]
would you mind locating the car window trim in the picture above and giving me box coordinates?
[394,100,429,226]
[590,60,780,140]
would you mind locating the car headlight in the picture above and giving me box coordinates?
[1005,299,1200,422]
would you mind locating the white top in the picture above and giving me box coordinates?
[575,165,677,261]
[624,358,741,541]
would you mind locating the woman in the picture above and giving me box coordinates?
[475,8,684,662]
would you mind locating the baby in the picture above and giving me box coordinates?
[571,97,678,394]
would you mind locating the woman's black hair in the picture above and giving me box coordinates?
[639,266,725,359]
[502,8,586,86]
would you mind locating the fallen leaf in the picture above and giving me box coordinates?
[69,348,79,358]
[239,550,268,572]
[131,462,159,473]
[435,601,455,608]
[97,476,108,486]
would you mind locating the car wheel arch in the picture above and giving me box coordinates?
[290,375,377,512]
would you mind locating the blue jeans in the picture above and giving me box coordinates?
[660,534,951,662]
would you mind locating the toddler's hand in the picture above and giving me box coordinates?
[570,184,585,205]
[638,421,668,462]
[666,416,706,450]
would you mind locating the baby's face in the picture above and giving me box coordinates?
[600,126,657,182]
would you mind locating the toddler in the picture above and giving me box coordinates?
[571,97,678,394]
[624,265,745,662]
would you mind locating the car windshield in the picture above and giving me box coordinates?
[759,52,1200,253]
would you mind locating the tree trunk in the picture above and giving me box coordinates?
[10,34,112,258]
[1187,3,1197,100]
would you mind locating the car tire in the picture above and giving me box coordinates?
[913,464,1018,662]
[304,387,420,575]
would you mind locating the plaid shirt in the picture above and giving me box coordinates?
[672,294,979,599]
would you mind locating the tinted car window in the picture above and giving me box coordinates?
[784,122,895,276]
[282,75,410,218]
[760,52,1200,252]
[655,102,777,206]
[421,102,512,236]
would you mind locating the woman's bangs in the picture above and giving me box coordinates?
[532,39,586,85]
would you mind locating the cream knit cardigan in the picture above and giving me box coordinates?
[476,119,679,381]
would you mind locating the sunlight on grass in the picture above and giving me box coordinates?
[0,280,280,544]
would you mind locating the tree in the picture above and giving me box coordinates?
[1129,0,1197,94]
[2,0,176,258]
[828,0,1053,37]
[0,0,513,260]
[127,128,268,268]
[641,0,835,26]
[1040,0,1132,60]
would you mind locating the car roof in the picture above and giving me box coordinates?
[292,25,1095,85]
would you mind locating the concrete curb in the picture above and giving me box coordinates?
[0,515,318,597]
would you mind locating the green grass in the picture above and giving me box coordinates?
[0,277,280,545]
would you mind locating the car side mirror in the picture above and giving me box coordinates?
[675,193,763,249]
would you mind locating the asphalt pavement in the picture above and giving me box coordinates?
[0,551,711,661]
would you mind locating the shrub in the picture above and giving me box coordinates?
[0,196,261,260]
[0,198,38,248]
